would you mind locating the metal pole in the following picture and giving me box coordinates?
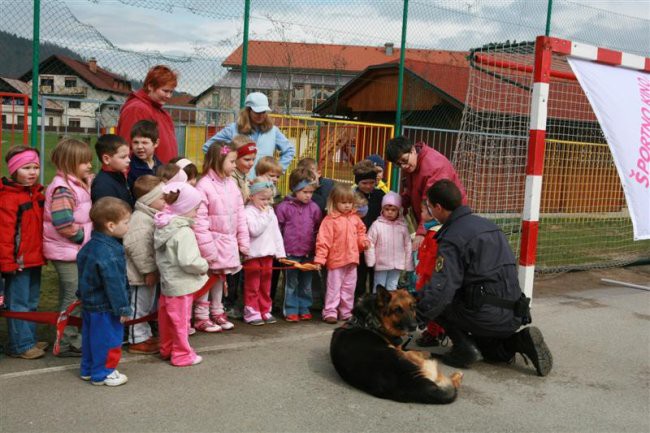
[30,0,41,148]
[545,0,553,36]
[392,0,409,192]
[239,0,251,109]
[40,96,46,184]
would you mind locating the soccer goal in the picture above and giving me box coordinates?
[453,36,650,297]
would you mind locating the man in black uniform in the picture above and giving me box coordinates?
[417,180,553,376]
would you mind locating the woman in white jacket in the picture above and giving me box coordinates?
[243,179,286,325]
[365,192,414,292]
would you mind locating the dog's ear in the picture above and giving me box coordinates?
[376,285,391,308]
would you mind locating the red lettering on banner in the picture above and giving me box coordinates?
[632,78,650,189]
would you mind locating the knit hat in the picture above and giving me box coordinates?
[366,154,385,170]
[381,191,401,208]
[154,182,203,227]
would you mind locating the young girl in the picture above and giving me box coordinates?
[255,156,283,204]
[314,183,369,324]
[0,146,47,359]
[193,142,250,332]
[169,157,199,186]
[43,138,94,357]
[243,178,285,325]
[232,134,258,202]
[365,192,414,292]
[154,182,208,366]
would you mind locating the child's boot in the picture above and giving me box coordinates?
[194,301,222,333]
[211,307,235,330]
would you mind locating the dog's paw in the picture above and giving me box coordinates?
[451,372,463,389]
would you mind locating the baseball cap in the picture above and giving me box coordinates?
[245,92,271,113]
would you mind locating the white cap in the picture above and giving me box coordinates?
[245,92,271,113]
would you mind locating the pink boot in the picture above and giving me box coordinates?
[194,301,222,333]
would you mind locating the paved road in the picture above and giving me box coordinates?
[1,283,649,433]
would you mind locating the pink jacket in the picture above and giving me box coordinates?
[365,215,414,272]
[43,173,93,261]
[194,169,250,272]
[314,211,367,270]
[244,205,285,259]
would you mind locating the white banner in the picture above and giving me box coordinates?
[568,57,650,240]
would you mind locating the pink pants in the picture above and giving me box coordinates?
[158,293,198,367]
[323,264,357,320]
[243,256,273,322]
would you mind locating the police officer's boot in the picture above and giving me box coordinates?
[511,326,553,376]
[440,326,483,369]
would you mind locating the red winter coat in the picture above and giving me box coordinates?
[0,178,45,272]
[415,229,439,291]
[116,89,178,163]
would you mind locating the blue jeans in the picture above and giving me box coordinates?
[283,256,313,316]
[4,267,41,354]
[373,269,401,292]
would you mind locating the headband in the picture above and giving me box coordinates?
[8,149,40,175]
[236,142,257,158]
[139,184,163,206]
[354,171,377,184]
[175,158,194,170]
[291,179,314,193]
[249,180,274,196]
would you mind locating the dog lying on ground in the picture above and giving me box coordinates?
[330,287,462,404]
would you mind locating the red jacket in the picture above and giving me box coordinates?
[116,89,178,163]
[0,178,46,272]
[415,229,438,291]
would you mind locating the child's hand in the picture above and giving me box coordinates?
[240,247,250,256]
[144,271,159,287]
[363,240,371,250]
[120,316,130,324]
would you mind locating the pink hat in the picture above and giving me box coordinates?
[154,182,203,227]
[381,191,401,208]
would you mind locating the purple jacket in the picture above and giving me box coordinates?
[275,195,322,257]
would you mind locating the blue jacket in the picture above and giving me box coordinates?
[76,231,132,317]
[127,155,162,191]
[91,169,135,209]
[202,122,295,178]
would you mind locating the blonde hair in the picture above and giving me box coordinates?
[236,107,273,134]
[326,183,356,214]
[51,137,93,185]
[203,140,235,177]
[232,134,255,149]
[256,156,282,176]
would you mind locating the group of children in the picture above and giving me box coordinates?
[0,117,438,386]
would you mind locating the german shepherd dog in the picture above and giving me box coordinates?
[330,287,462,404]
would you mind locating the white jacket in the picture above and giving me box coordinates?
[365,215,414,272]
[245,205,286,260]
[123,201,157,286]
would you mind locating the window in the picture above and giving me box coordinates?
[64,78,77,88]
[17,115,24,126]
[291,86,305,110]
[68,100,81,109]
[211,91,220,108]
[40,77,54,89]
[68,118,81,128]
[48,117,54,127]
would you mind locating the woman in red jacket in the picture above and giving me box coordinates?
[116,65,178,163]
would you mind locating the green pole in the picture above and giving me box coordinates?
[545,0,553,36]
[30,0,41,148]
[392,0,409,192]
[239,0,251,109]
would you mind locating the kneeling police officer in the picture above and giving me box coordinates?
[417,180,553,376]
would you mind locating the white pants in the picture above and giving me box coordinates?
[373,270,401,292]
[128,284,156,344]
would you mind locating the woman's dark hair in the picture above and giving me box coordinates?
[385,136,414,164]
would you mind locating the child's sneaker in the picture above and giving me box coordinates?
[128,338,160,355]
[192,355,203,365]
[263,314,277,324]
[80,375,91,381]
[212,313,234,330]
[322,316,337,324]
[188,327,196,336]
[247,319,265,326]
[91,370,128,386]
[299,313,312,321]
[285,314,299,322]
[195,319,222,333]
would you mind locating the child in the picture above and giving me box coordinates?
[275,168,322,321]
[157,163,183,183]
[169,157,199,186]
[154,182,207,367]
[127,120,162,190]
[232,135,258,203]
[243,178,285,325]
[0,146,47,359]
[314,183,368,324]
[43,138,94,357]
[365,192,414,292]
[255,156,283,204]
[194,142,250,332]
[91,134,134,208]
[123,175,166,355]
[77,197,132,386]
[366,154,390,193]
[296,157,334,215]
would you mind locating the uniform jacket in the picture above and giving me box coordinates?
[275,195,322,257]
[43,173,93,261]
[418,206,523,337]
[116,89,177,163]
[203,123,295,177]
[0,178,45,272]
[314,211,367,270]
[76,231,132,317]
[194,169,250,271]
[244,205,286,259]
[402,142,466,235]
[365,215,414,272]
[154,216,208,297]
[91,169,134,208]
[123,201,158,285]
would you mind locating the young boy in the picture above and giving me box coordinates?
[366,153,390,193]
[127,120,162,191]
[123,175,166,355]
[255,156,283,204]
[296,157,334,215]
[77,197,132,386]
[91,134,134,208]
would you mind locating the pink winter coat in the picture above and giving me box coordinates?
[365,215,414,272]
[194,169,250,272]
[244,205,285,259]
[314,211,367,270]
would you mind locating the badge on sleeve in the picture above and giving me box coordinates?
[435,255,444,272]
